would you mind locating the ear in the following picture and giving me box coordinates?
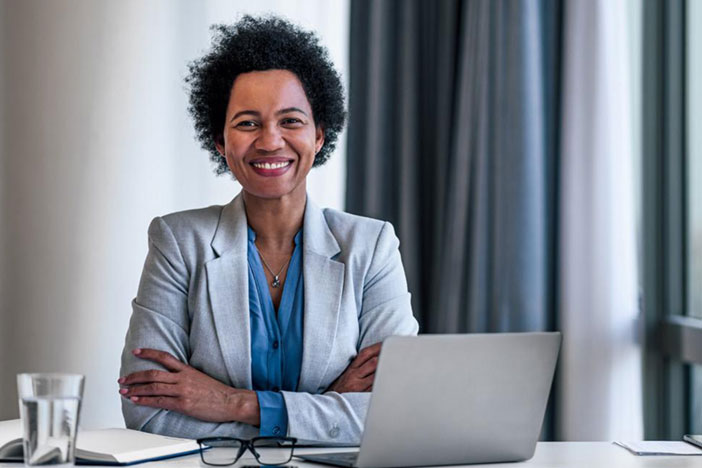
[214,134,225,156]
[315,125,325,155]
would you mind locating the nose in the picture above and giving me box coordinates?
[254,124,285,153]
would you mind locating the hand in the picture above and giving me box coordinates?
[327,342,382,393]
[118,348,259,425]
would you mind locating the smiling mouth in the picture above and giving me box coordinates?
[249,158,294,177]
[251,161,292,169]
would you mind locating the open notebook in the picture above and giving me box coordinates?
[0,419,200,465]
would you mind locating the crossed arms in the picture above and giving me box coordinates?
[119,216,418,445]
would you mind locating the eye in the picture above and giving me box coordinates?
[281,117,304,127]
[235,120,258,129]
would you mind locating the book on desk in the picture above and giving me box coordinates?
[0,419,200,465]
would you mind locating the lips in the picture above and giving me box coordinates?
[249,157,294,177]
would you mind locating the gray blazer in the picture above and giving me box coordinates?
[120,193,418,445]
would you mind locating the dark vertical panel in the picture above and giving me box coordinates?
[347,0,369,213]
[641,0,665,441]
[396,0,421,320]
[663,0,690,437]
[641,0,689,439]
[425,0,461,331]
[541,0,562,339]
[539,0,563,442]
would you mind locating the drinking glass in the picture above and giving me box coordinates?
[17,373,85,466]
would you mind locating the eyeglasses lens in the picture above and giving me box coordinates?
[252,439,295,465]
[201,439,243,466]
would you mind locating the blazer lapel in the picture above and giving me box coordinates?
[298,198,344,392]
[205,194,252,390]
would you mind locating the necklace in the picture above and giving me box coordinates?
[257,251,292,288]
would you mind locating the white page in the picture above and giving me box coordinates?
[76,428,198,462]
[615,441,702,456]
[0,420,22,451]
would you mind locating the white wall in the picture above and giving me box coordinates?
[0,0,349,428]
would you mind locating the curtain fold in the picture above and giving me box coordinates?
[348,0,560,337]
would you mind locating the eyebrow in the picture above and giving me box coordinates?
[230,107,308,122]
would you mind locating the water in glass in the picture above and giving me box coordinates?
[20,396,81,466]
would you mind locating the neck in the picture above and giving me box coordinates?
[242,188,306,250]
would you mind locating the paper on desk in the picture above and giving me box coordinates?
[614,440,702,456]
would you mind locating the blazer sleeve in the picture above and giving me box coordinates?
[120,217,258,439]
[281,221,419,445]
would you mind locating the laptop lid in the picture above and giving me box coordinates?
[356,332,561,468]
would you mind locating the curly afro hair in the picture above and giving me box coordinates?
[185,15,346,175]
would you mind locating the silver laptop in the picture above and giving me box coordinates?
[298,332,561,467]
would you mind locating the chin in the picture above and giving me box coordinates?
[244,184,301,201]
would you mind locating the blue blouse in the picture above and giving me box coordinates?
[247,226,304,437]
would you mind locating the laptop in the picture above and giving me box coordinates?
[297,332,561,467]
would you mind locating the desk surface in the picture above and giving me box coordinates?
[2,442,700,468]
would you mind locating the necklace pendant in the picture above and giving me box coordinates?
[272,276,281,288]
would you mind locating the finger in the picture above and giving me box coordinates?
[337,374,375,393]
[120,383,180,398]
[128,395,179,411]
[351,342,382,368]
[356,357,378,378]
[358,373,375,390]
[119,369,177,386]
[363,384,373,392]
[133,348,186,372]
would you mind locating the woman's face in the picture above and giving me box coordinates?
[216,69,324,201]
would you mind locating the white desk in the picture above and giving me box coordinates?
[2,442,700,467]
[155,442,702,467]
[82,442,702,468]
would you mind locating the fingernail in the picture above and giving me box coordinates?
[133,349,141,355]
[130,396,139,402]
[117,377,125,384]
[119,388,128,394]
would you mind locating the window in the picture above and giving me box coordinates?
[642,0,702,439]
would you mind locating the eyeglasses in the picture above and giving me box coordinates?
[197,436,298,466]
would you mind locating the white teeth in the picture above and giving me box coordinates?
[252,161,291,169]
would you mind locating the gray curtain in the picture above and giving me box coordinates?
[347,0,561,336]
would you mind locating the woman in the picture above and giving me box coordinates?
[118,16,418,446]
